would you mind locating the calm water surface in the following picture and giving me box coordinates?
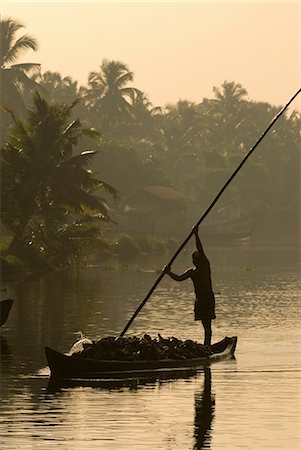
[0,245,300,450]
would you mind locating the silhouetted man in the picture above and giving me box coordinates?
[164,226,216,347]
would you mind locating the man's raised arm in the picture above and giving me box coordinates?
[193,225,207,259]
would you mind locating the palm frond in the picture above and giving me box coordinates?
[10,68,41,90]
[121,87,142,98]
[62,119,81,136]
[93,180,119,202]
[31,91,50,117]
[151,106,164,116]
[10,62,41,74]
[55,183,110,218]
[116,71,134,87]
[80,128,100,139]
[0,18,24,62]
[3,34,38,65]
[57,150,97,170]
[1,105,15,119]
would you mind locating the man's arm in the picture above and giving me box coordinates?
[164,265,194,281]
[193,225,207,258]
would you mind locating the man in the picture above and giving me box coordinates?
[164,226,216,347]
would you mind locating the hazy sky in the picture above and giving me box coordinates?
[2,1,300,108]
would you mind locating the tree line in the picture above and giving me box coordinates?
[1,17,300,267]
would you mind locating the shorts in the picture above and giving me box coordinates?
[194,292,216,321]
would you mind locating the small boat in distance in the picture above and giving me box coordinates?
[45,336,237,382]
[0,299,13,327]
[200,206,267,241]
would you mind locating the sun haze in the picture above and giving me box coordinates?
[1,1,300,108]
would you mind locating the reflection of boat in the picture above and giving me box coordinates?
[0,299,13,326]
[47,367,198,391]
[1,336,11,356]
[0,336,12,369]
[45,336,237,382]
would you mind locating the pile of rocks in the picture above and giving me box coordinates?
[71,334,212,361]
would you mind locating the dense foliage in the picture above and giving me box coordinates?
[0,17,40,143]
[1,91,117,265]
[1,17,300,267]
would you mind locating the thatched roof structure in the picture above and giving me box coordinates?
[124,185,188,214]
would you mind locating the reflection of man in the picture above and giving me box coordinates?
[164,226,216,347]
[194,368,215,449]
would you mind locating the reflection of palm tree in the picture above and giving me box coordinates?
[194,368,215,449]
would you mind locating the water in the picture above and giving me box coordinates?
[0,245,300,449]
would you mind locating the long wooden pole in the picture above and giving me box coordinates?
[120,88,301,337]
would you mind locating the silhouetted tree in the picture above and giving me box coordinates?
[31,71,80,105]
[82,60,141,135]
[0,17,40,141]
[1,92,118,254]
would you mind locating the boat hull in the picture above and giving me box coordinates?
[45,336,237,381]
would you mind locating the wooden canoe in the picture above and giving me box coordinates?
[45,336,237,381]
[0,299,13,327]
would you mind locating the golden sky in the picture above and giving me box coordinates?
[2,1,300,108]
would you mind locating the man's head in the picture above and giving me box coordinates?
[192,250,201,267]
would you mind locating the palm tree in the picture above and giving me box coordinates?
[0,17,40,142]
[160,100,203,181]
[200,81,251,162]
[1,92,118,253]
[32,71,80,105]
[212,81,248,107]
[125,90,163,142]
[84,59,141,133]
[0,17,40,111]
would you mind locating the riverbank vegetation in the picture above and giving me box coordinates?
[1,17,300,272]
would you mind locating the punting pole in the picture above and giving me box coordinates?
[120,88,301,337]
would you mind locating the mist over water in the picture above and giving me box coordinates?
[0,244,300,449]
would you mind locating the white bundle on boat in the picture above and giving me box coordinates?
[68,331,93,356]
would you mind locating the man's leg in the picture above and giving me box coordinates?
[201,319,212,347]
